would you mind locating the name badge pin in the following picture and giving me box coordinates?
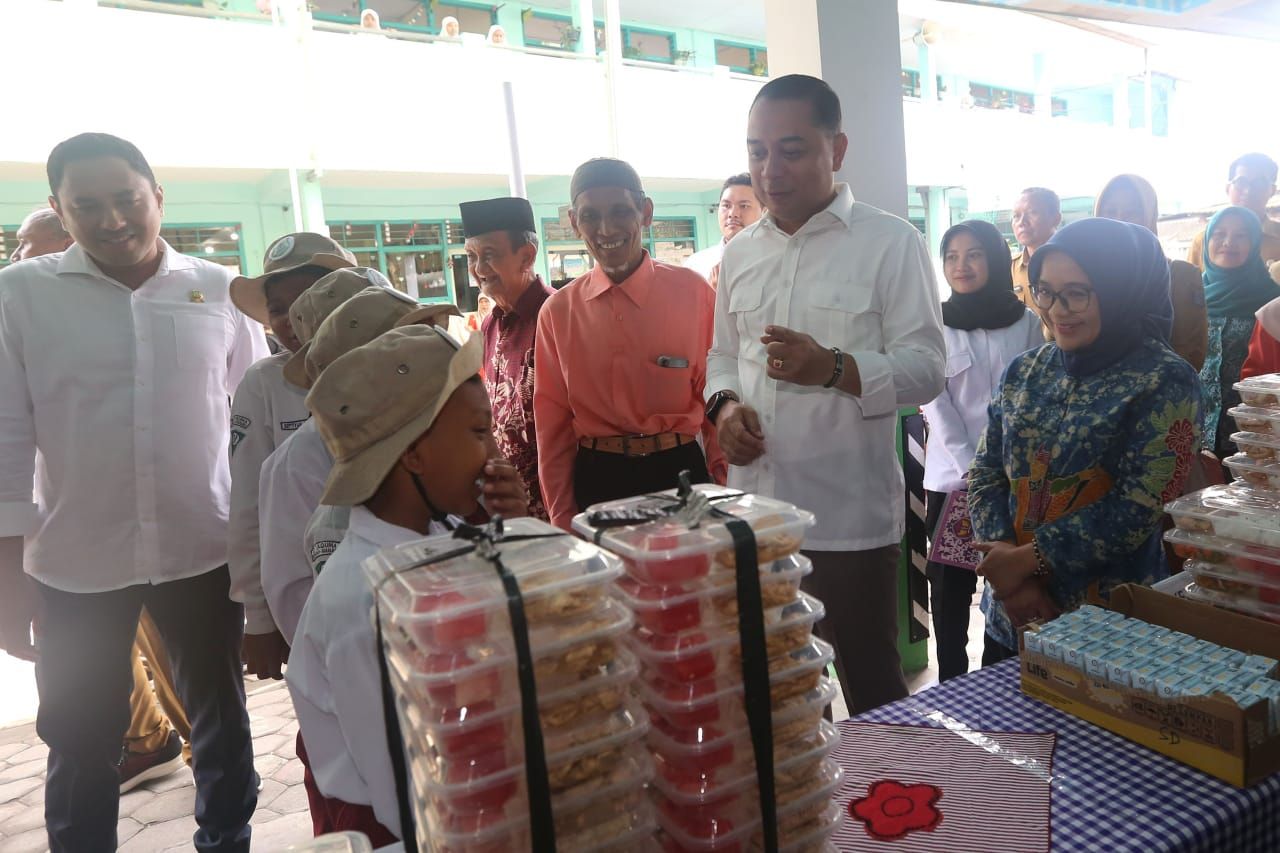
[189,290,206,303]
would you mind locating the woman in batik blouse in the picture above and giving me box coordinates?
[969,218,1203,663]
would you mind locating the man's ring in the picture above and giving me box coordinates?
[772,358,784,369]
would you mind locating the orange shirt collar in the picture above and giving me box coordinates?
[582,250,655,307]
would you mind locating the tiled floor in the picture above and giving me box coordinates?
[0,594,987,851]
[0,679,311,853]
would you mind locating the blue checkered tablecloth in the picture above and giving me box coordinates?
[835,659,1280,852]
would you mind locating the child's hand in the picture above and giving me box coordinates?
[483,459,529,519]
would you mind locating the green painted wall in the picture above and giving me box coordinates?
[2,173,724,285]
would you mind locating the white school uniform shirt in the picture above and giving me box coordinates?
[706,184,946,551]
[684,240,724,282]
[305,504,352,576]
[228,351,310,634]
[0,242,267,589]
[259,418,332,643]
[920,311,1044,494]
[287,506,447,838]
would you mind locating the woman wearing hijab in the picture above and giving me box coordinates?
[968,218,1202,663]
[922,221,1042,681]
[1095,174,1208,370]
[1199,207,1280,456]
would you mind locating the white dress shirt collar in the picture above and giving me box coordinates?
[55,239,194,283]
[759,182,856,239]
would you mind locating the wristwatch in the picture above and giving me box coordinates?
[705,390,740,425]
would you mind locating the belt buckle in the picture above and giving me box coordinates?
[624,434,647,457]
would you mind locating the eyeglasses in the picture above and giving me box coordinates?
[1030,285,1093,314]
[1229,176,1274,192]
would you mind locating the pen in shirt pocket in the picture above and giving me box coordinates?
[656,355,689,368]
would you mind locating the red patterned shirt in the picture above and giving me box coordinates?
[482,278,555,520]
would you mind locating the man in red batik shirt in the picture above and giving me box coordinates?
[461,197,554,520]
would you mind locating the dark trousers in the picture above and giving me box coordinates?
[573,441,711,510]
[924,490,979,682]
[801,546,909,717]
[35,567,257,853]
[982,633,1019,667]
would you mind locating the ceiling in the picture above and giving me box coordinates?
[941,0,1280,41]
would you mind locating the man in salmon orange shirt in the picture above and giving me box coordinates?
[534,158,726,529]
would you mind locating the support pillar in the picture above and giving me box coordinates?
[1112,74,1131,129]
[762,0,909,219]
[917,42,938,102]
[921,186,949,257]
[573,0,595,56]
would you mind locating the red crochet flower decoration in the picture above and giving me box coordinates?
[849,779,943,841]
[1165,418,1196,456]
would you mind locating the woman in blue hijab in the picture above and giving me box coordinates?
[967,218,1203,663]
[1198,206,1280,458]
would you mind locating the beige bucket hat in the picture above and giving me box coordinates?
[229,233,357,325]
[300,287,461,390]
[281,267,396,389]
[307,325,483,506]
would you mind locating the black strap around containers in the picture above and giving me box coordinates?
[374,519,564,853]
[586,474,779,852]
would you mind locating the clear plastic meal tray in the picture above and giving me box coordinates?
[365,518,624,651]
[1232,432,1280,463]
[1234,374,1280,409]
[1165,484,1280,548]
[571,486,814,582]
[1225,454,1280,491]
[1230,405,1280,435]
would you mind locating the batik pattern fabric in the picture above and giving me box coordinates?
[1199,316,1256,459]
[482,280,554,521]
[968,339,1202,649]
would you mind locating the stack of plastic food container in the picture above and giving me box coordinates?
[573,485,843,853]
[364,517,656,853]
[1166,374,1280,624]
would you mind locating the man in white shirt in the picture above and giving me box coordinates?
[0,133,266,851]
[685,173,763,289]
[706,76,945,715]
[227,232,356,681]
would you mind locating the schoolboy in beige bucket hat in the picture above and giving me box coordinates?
[281,267,396,389]
[286,325,527,840]
[229,233,356,332]
[260,287,462,644]
[228,234,357,681]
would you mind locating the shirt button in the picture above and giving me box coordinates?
[615,315,623,322]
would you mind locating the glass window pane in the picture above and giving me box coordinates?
[0,225,19,266]
[755,48,767,73]
[446,221,467,245]
[649,219,695,240]
[524,14,574,49]
[351,251,380,271]
[383,221,442,247]
[548,249,593,288]
[330,222,379,249]
[715,43,750,70]
[385,250,447,300]
[627,30,672,61]
[542,219,578,243]
[367,0,428,28]
[161,225,241,255]
[309,0,361,21]
[649,240,695,266]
